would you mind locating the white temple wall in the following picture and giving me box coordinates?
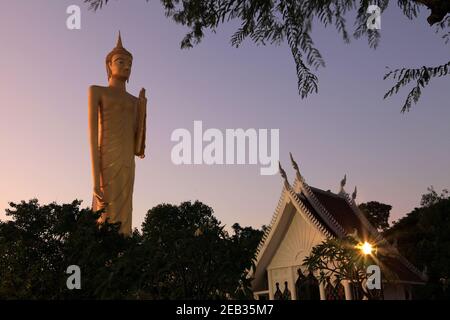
[267,207,326,299]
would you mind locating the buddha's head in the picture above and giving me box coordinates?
[106,32,133,82]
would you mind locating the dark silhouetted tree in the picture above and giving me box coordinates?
[0,199,135,299]
[138,201,263,299]
[384,187,450,299]
[420,186,449,207]
[359,201,392,232]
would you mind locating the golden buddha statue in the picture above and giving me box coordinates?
[88,32,147,235]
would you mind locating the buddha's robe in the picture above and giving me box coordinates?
[92,91,146,235]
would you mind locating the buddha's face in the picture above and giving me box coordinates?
[109,53,132,81]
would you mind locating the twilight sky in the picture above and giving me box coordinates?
[0,0,449,231]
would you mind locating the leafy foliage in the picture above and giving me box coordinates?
[138,201,262,299]
[384,61,450,112]
[359,201,392,232]
[436,15,450,43]
[302,236,380,300]
[0,199,263,299]
[384,187,450,299]
[84,0,449,111]
[0,199,134,299]
[420,185,449,207]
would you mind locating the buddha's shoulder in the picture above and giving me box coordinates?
[89,85,108,93]
[88,85,109,98]
[88,86,138,103]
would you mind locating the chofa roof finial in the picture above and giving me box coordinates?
[352,186,357,201]
[289,152,298,171]
[341,174,347,188]
[278,161,290,188]
[339,174,347,194]
[289,152,305,185]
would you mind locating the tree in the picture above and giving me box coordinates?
[0,199,263,299]
[230,223,265,272]
[84,0,449,112]
[138,201,263,299]
[0,199,264,299]
[359,201,392,232]
[384,187,450,299]
[230,223,265,299]
[302,236,382,300]
[420,185,449,207]
[0,199,135,299]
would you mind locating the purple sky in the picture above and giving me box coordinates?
[1,0,449,231]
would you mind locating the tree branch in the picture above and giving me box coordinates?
[413,0,450,25]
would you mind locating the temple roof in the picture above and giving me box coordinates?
[307,187,367,237]
[250,156,426,290]
[380,255,425,283]
[299,186,425,284]
[296,192,336,236]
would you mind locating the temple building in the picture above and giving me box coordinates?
[250,154,426,300]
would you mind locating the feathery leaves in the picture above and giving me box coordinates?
[84,0,449,111]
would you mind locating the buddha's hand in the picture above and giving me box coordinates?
[139,88,147,110]
[136,88,147,159]
[93,184,104,201]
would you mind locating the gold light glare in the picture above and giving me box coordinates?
[358,241,374,255]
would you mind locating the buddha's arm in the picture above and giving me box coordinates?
[88,86,102,196]
[135,88,147,158]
